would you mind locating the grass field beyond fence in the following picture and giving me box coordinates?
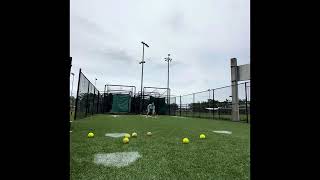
[70,114,250,180]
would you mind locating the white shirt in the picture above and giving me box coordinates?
[147,104,155,110]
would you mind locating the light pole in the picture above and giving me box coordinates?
[71,72,75,97]
[95,78,97,87]
[140,41,149,114]
[164,54,172,115]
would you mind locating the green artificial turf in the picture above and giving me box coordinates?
[70,115,250,180]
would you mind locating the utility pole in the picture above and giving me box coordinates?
[139,41,149,114]
[164,54,172,115]
[231,58,240,121]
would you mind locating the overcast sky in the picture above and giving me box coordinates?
[70,0,250,97]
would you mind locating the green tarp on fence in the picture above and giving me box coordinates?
[111,94,131,113]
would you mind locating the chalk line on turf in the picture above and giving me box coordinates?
[213,130,232,134]
[171,116,186,118]
[94,152,141,167]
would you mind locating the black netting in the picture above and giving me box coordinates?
[130,96,139,114]
[74,70,103,120]
[74,72,89,119]
[169,97,177,116]
[142,87,170,115]
[100,84,136,114]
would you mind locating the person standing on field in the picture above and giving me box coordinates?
[146,102,156,118]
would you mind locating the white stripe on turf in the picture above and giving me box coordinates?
[213,130,232,134]
[94,152,141,167]
[172,116,186,118]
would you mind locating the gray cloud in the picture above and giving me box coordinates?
[93,48,135,63]
[71,15,107,36]
[167,11,186,32]
[70,0,250,96]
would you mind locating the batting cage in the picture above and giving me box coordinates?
[140,87,173,115]
[103,84,137,114]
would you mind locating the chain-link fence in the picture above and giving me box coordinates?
[74,68,250,122]
[74,69,103,120]
[177,81,250,123]
[180,93,194,118]
[194,90,211,119]
[213,85,232,120]
[237,82,250,122]
[169,96,177,116]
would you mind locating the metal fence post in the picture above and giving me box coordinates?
[168,89,171,116]
[199,94,201,118]
[198,100,200,118]
[180,95,182,116]
[85,81,90,117]
[245,82,249,123]
[186,102,188,117]
[103,85,106,113]
[212,89,215,119]
[97,91,100,113]
[185,97,188,117]
[93,89,97,114]
[69,57,72,116]
[142,89,144,114]
[97,91,99,113]
[74,68,82,120]
[92,89,95,115]
[193,93,195,117]
[208,89,211,119]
